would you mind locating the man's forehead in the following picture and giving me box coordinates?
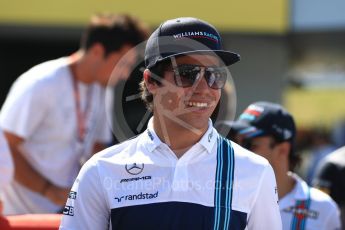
[247,135,275,143]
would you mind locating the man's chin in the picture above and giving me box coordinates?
[175,115,209,132]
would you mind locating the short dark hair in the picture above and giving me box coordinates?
[80,13,150,56]
[140,60,171,111]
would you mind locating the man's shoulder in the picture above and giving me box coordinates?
[79,134,149,181]
[230,141,271,169]
[294,176,339,210]
[89,135,143,165]
[228,140,274,186]
[16,57,69,87]
[309,186,339,209]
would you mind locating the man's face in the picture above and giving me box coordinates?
[245,135,278,165]
[152,54,223,131]
[98,44,137,87]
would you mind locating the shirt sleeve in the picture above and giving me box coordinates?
[247,165,282,230]
[0,78,50,139]
[59,159,110,230]
[0,130,13,192]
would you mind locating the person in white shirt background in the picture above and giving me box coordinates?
[231,101,341,230]
[0,129,13,215]
[0,13,149,215]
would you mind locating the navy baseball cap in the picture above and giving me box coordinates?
[144,17,240,69]
[215,120,249,139]
[234,102,296,143]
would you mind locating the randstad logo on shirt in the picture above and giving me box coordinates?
[173,31,219,42]
[114,191,159,203]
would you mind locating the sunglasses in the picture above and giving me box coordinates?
[169,64,228,89]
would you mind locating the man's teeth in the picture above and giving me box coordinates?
[187,102,208,107]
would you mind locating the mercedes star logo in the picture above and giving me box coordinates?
[125,163,144,175]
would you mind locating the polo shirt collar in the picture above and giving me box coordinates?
[144,118,163,152]
[143,118,217,154]
[198,119,217,154]
[288,172,310,200]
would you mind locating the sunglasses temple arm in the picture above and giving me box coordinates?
[170,57,186,86]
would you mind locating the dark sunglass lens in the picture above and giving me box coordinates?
[205,68,227,89]
[174,66,200,87]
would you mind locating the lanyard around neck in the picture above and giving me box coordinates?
[72,76,93,142]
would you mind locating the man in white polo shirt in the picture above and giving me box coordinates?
[60,17,282,229]
[0,129,13,214]
[233,101,341,230]
[0,14,149,215]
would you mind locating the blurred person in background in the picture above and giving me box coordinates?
[0,129,13,215]
[233,101,341,230]
[305,128,336,184]
[313,146,345,229]
[0,13,149,215]
[332,119,345,148]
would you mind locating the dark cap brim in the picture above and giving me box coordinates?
[238,126,266,139]
[230,120,267,140]
[216,120,249,132]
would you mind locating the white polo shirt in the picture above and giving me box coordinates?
[0,58,112,214]
[0,129,13,194]
[279,173,341,230]
[60,119,282,230]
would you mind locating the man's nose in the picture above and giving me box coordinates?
[194,70,209,91]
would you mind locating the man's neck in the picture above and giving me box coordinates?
[68,52,95,84]
[152,116,208,158]
[277,171,296,199]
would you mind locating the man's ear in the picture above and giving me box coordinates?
[144,69,152,83]
[143,69,157,93]
[277,142,291,158]
[88,43,105,59]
